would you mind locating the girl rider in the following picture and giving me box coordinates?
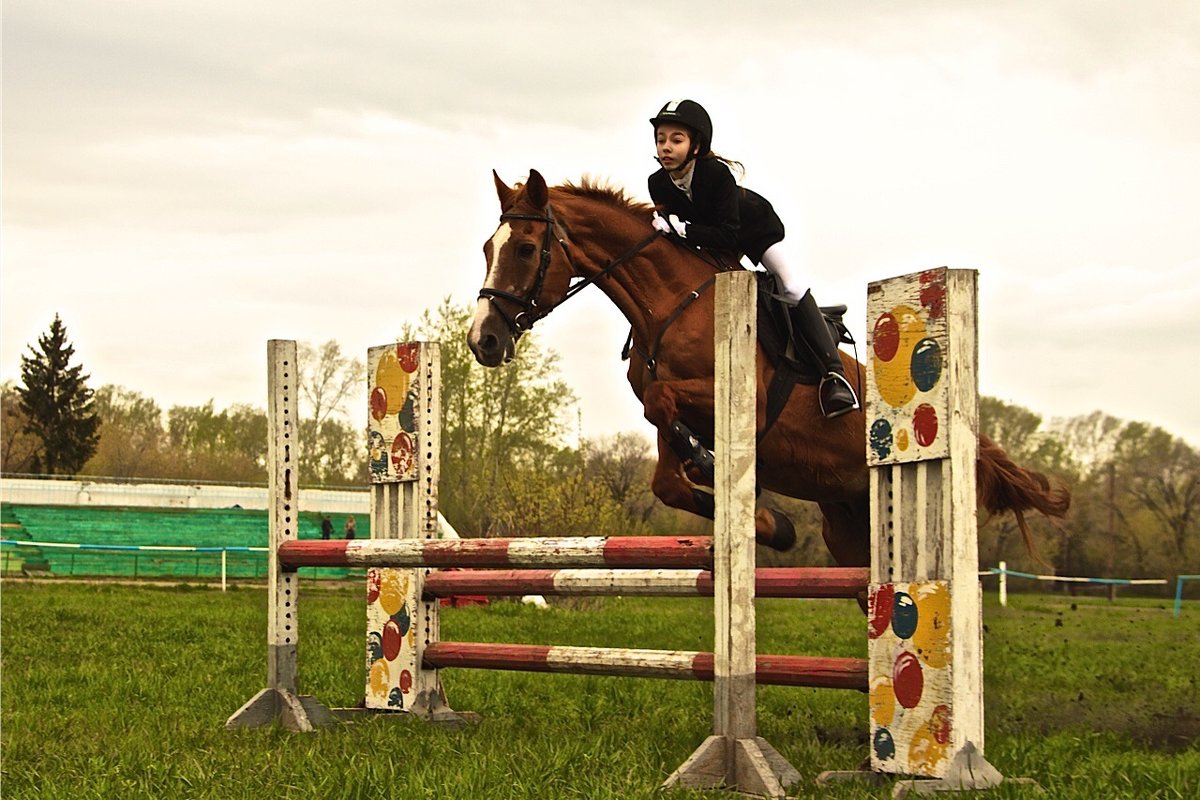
[648,99,858,419]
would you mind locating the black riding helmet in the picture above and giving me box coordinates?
[650,99,713,160]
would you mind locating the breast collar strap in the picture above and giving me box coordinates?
[622,274,717,378]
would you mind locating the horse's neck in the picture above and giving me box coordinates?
[566,205,714,345]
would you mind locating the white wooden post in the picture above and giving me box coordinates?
[227,339,333,730]
[361,343,467,723]
[998,560,1008,607]
[664,271,799,797]
[860,268,1007,791]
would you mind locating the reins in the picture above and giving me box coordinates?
[480,203,736,382]
[478,206,661,335]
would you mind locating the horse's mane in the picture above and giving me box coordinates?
[555,177,653,216]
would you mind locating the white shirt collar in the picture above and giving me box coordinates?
[669,162,696,201]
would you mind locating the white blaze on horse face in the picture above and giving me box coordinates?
[470,221,515,351]
[483,222,514,291]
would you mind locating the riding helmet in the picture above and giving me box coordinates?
[650,99,713,157]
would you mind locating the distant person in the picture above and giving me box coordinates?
[344,516,357,539]
[320,515,333,540]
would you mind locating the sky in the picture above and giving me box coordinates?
[3,1,1199,449]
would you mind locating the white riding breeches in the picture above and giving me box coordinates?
[759,242,808,304]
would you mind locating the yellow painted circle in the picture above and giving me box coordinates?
[378,570,407,617]
[907,719,950,775]
[375,352,410,415]
[911,583,952,669]
[872,304,927,408]
[368,658,391,698]
[869,677,896,728]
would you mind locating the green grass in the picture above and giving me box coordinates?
[2,582,1197,799]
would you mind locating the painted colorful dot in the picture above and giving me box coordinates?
[869,271,946,460]
[868,581,954,773]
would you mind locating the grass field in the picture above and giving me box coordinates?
[2,580,1197,799]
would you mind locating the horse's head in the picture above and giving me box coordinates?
[468,169,576,367]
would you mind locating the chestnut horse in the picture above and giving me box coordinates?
[468,169,1069,567]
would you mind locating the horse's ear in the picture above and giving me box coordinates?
[493,170,515,207]
[525,169,549,208]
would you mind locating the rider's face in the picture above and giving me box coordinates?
[656,124,695,172]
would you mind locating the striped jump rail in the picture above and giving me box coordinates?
[423,642,868,691]
[277,536,714,570]
[423,567,870,599]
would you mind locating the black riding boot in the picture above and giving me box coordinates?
[788,291,859,419]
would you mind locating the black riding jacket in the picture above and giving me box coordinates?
[648,157,786,264]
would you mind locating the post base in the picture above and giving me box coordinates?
[225,688,334,732]
[817,743,1039,798]
[664,735,800,799]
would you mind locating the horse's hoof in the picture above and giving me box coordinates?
[764,509,796,552]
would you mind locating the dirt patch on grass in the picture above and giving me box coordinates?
[997,693,1200,754]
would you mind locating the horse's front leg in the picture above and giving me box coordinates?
[644,380,795,552]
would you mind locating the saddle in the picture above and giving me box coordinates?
[754,272,856,440]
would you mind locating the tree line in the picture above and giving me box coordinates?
[3,310,1197,579]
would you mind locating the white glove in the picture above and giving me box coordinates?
[651,212,671,234]
[667,214,688,238]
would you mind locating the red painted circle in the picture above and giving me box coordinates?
[391,432,414,474]
[873,313,900,361]
[382,619,402,661]
[868,584,895,639]
[399,670,413,692]
[893,651,924,709]
[931,704,952,744]
[912,403,939,447]
[396,343,419,373]
[366,569,381,604]
[370,387,388,421]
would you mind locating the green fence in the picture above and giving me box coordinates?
[1,503,365,581]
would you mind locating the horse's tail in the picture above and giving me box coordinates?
[976,433,1071,567]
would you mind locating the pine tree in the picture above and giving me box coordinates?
[17,315,101,475]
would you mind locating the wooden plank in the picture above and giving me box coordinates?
[421,567,870,598]
[278,536,716,569]
[423,642,868,690]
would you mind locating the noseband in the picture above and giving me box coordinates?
[478,206,661,337]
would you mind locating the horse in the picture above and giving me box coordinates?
[467,169,1070,568]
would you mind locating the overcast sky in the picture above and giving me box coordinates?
[3,1,1198,449]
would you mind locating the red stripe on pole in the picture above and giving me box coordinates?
[277,539,349,567]
[420,539,515,567]
[425,642,554,671]
[692,652,868,691]
[601,537,712,568]
[694,567,870,598]
[425,569,562,596]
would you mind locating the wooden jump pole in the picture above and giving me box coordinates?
[278,535,716,569]
[423,642,867,690]
[421,567,869,598]
[663,270,800,798]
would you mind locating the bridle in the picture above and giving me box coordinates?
[477,206,661,337]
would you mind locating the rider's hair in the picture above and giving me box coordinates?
[704,151,745,182]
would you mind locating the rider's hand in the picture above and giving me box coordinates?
[667,214,688,238]
[651,212,672,234]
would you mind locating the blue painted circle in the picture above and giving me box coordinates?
[367,631,384,661]
[873,727,896,761]
[910,337,942,392]
[869,418,893,460]
[892,592,918,639]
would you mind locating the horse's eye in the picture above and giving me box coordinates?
[518,243,537,259]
